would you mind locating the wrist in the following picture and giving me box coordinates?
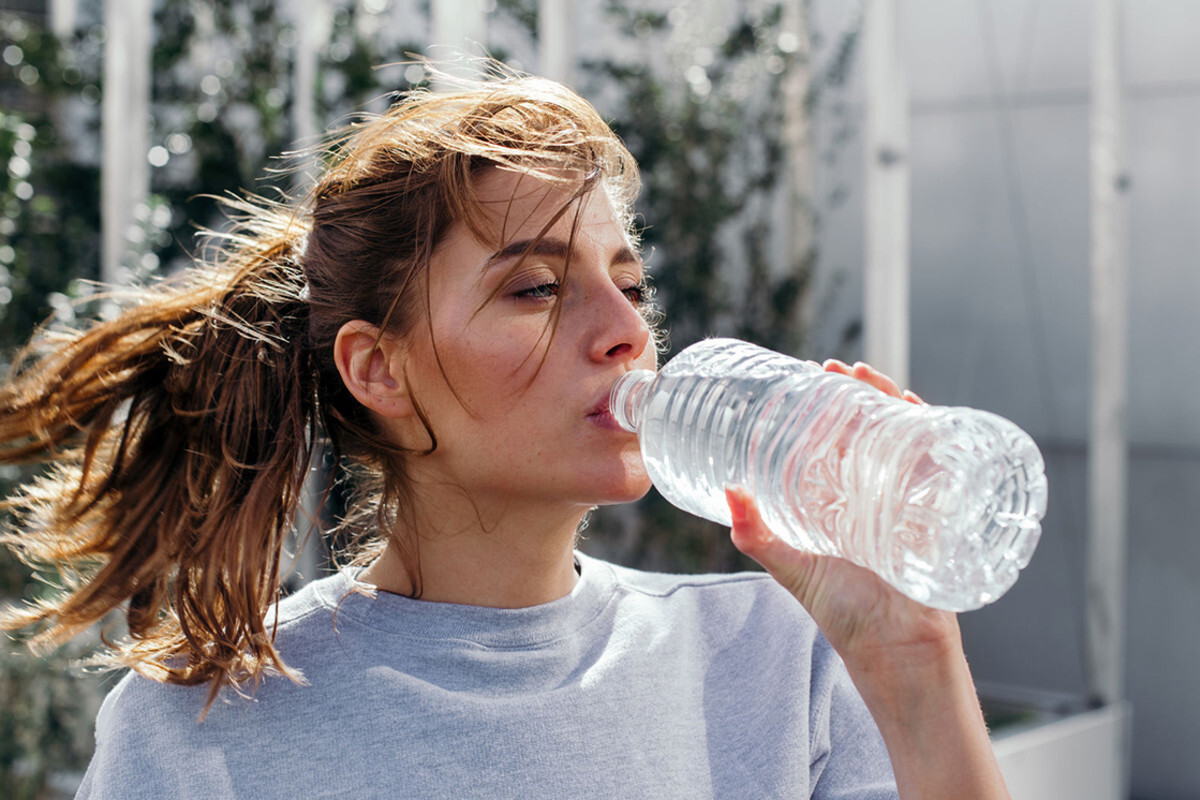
[843,633,1010,800]
[839,608,963,689]
[844,627,972,725]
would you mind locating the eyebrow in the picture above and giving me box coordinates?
[483,237,641,271]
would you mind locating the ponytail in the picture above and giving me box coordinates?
[1,199,317,704]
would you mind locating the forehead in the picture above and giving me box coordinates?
[467,168,630,250]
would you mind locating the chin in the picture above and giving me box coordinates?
[592,473,653,507]
[580,451,652,506]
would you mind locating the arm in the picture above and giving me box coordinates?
[728,488,1009,800]
[726,360,1010,800]
[848,626,1007,799]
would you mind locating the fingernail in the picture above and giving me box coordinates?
[725,487,748,525]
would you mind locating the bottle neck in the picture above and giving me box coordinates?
[610,370,655,432]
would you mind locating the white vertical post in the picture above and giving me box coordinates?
[292,0,322,149]
[1086,0,1128,712]
[101,0,151,289]
[290,0,333,189]
[49,0,76,39]
[862,0,909,387]
[538,0,575,85]
[780,0,813,285]
[286,0,334,587]
[431,0,488,87]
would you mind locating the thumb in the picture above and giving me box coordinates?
[726,486,825,608]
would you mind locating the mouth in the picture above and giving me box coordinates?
[587,396,625,431]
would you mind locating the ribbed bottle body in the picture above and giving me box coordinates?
[614,339,1047,611]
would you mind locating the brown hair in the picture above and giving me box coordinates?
[0,67,641,706]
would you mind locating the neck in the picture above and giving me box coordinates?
[359,493,588,608]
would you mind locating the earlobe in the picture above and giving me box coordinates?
[333,321,415,419]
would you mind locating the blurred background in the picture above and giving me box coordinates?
[0,0,1196,798]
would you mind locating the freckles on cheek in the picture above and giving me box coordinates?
[433,334,502,397]
[445,324,536,373]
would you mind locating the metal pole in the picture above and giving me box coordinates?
[780,0,813,295]
[430,0,487,88]
[49,0,76,39]
[1086,0,1128,711]
[101,0,151,292]
[538,0,575,86]
[285,0,334,588]
[862,0,910,387]
[290,0,333,191]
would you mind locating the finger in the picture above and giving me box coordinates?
[726,485,774,551]
[726,486,821,603]
[851,362,903,398]
[902,389,925,405]
[822,358,852,375]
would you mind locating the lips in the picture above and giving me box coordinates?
[587,392,626,432]
[589,408,624,431]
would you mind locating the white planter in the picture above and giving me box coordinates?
[991,702,1131,800]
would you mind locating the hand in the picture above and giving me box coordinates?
[729,359,1011,800]
[726,359,958,671]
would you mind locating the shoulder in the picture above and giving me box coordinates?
[581,553,853,711]
[87,572,354,736]
[581,552,822,652]
[75,670,203,798]
[76,574,356,797]
[598,554,779,598]
[581,555,893,788]
[270,570,350,637]
[592,552,810,612]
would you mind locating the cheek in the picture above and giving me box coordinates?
[434,328,546,409]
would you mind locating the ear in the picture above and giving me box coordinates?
[333,321,415,419]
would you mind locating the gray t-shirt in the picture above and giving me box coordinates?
[77,553,897,799]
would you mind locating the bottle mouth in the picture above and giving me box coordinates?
[610,370,655,432]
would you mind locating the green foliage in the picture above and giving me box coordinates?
[0,19,102,363]
[494,0,536,38]
[577,1,860,574]
[0,35,108,775]
[1,634,110,800]
[0,3,422,793]
[0,1,862,790]
[583,1,859,357]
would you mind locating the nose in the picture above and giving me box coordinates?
[585,282,652,365]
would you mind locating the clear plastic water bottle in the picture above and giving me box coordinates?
[610,338,1048,611]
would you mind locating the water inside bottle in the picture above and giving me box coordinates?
[612,338,1048,611]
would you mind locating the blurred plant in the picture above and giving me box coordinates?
[587,0,861,355]
[148,0,420,272]
[0,13,106,796]
[0,0,863,791]
[577,0,861,574]
[0,19,101,364]
[0,2,421,794]
[0,632,109,800]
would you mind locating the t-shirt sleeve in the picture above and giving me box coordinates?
[808,635,899,800]
[76,674,162,800]
[75,672,233,800]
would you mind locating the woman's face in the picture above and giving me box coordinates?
[401,168,656,512]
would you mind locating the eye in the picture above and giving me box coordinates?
[513,280,561,301]
[622,280,650,306]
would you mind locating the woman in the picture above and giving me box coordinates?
[1,70,1009,798]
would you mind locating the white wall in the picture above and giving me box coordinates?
[810,1,1200,797]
